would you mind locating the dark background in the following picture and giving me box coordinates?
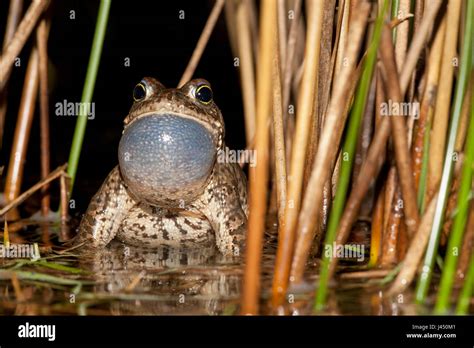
[0,0,245,213]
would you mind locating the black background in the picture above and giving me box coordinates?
[0,0,245,212]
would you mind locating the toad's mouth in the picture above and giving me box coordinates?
[118,113,216,206]
[125,111,210,130]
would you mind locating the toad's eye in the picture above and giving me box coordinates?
[133,83,147,102]
[194,84,213,105]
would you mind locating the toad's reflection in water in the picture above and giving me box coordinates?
[78,241,242,315]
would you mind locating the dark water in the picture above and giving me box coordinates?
[0,217,429,316]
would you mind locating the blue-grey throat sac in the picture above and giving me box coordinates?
[118,114,216,206]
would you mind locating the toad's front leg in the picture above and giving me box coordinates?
[195,162,248,256]
[77,166,136,248]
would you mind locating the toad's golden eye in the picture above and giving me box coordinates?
[133,83,147,102]
[194,84,213,105]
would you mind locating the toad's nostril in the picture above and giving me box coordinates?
[118,114,216,206]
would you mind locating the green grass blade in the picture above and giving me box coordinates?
[415,0,474,304]
[314,0,389,311]
[34,260,87,274]
[67,0,112,192]
[0,270,91,286]
[7,259,86,274]
[435,66,474,314]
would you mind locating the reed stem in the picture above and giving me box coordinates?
[0,0,48,89]
[36,18,51,217]
[415,0,474,304]
[3,48,39,220]
[241,0,275,315]
[435,60,474,314]
[236,0,256,146]
[314,0,387,310]
[427,0,462,199]
[0,0,24,148]
[178,0,225,87]
[271,0,325,308]
[67,0,111,191]
[271,24,287,234]
[380,25,420,237]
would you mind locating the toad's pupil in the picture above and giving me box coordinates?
[133,84,146,101]
[196,86,212,103]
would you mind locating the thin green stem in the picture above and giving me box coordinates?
[435,68,474,314]
[67,0,111,192]
[415,0,474,304]
[314,0,389,311]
